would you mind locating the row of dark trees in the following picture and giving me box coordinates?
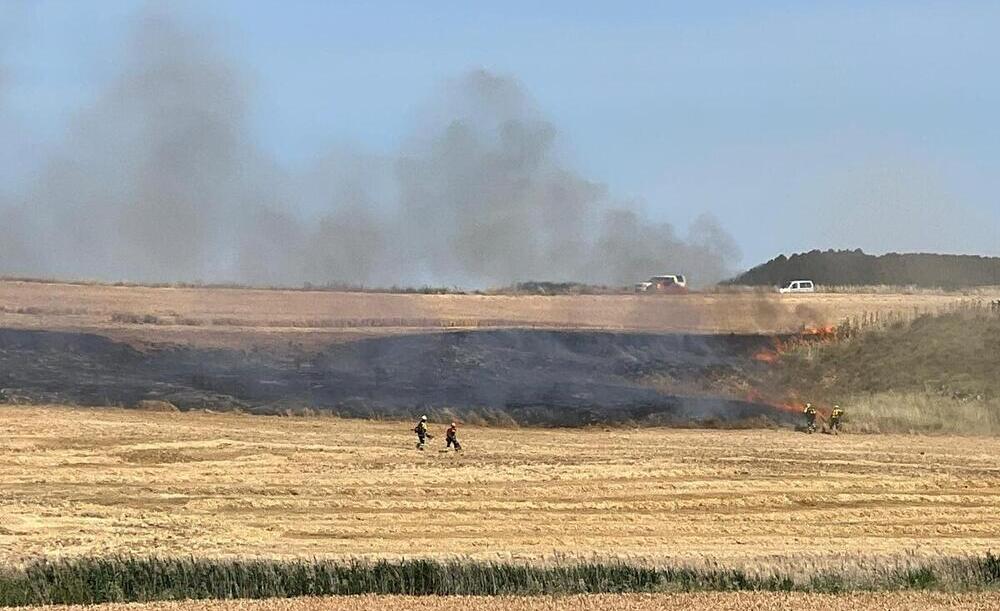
[730,249,1000,288]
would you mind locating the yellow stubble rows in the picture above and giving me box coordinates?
[1,405,998,565]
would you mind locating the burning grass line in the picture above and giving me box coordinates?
[1,554,999,607]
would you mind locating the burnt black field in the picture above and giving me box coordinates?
[0,328,793,426]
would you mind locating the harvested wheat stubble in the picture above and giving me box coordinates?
[2,279,997,348]
[15,592,1000,611]
[1,406,999,565]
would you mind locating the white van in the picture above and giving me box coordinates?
[779,280,815,294]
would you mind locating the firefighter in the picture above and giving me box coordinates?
[445,422,461,451]
[413,415,432,450]
[829,405,844,434]
[803,403,818,434]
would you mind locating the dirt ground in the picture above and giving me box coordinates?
[2,406,998,565]
[1,280,994,348]
[17,592,1000,611]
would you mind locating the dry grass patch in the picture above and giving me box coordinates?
[844,392,1000,435]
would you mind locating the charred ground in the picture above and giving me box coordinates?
[2,280,995,430]
[0,328,796,427]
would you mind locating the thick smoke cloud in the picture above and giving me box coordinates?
[0,8,34,274]
[0,14,740,288]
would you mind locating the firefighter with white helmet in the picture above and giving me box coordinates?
[803,403,818,434]
[413,415,432,450]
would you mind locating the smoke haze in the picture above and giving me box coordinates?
[0,12,739,288]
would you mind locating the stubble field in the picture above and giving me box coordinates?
[16,592,1000,611]
[1,279,994,348]
[2,405,998,565]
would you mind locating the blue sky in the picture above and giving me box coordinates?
[2,0,998,270]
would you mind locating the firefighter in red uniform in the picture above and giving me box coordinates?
[445,422,461,451]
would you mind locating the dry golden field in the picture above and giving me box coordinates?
[18,592,1000,611]
[2,405,998,566]
[1,279,995,347]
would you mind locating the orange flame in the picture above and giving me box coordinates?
[745,326,842,419]
[746,386,834,419]
[753,324,840,366]
[752,349,780,364]
[801,325,837,340]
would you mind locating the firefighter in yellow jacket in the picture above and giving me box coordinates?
[829,406,844,434]
[413,415,432,450]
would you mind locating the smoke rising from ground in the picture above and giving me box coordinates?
[0,13,739,288]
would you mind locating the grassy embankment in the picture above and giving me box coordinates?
[777,306,1000,434]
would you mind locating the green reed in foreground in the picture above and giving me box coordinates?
[1,553,998,607]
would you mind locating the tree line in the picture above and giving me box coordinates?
[730,249,1000,288]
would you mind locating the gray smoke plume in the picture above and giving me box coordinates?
[13,13,257,282]
[0,14,740,288]
[0,7,37,274]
